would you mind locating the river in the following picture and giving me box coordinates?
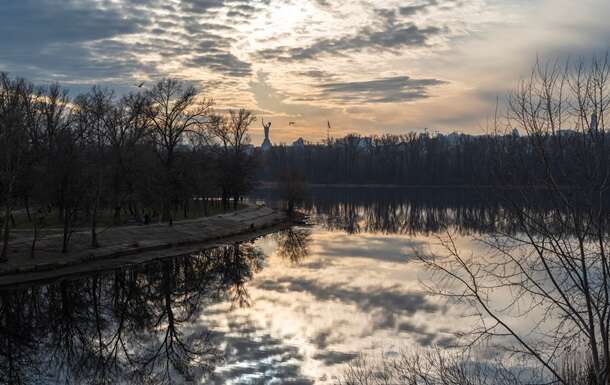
[0,187,540,384]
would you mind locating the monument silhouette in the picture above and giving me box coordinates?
[261,118,272,151]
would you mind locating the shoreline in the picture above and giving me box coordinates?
[0,206,290,287]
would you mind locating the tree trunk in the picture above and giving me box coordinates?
[113,206,121,226]
[222,190,229,210]
[58,204,65,224]
[24,195,31,222]
[133,200,142,223]
[91,173,102,248]
[161,200,172,225]
[30,222,38,259]
[0,205,11,262]
[91,208,98,248]
[62,210,70,253]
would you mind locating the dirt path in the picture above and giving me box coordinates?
[0,206,288,286]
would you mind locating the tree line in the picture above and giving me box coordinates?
[260,129,609,187]
[0,74,259,259]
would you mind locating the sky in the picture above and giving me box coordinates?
[1,0,609,144]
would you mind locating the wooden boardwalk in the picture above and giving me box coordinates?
[0,206,288,286]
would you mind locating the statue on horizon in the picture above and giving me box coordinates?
[261,118,272,151]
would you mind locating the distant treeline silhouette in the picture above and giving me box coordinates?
[260,129,609,186]
[0,74,259,257]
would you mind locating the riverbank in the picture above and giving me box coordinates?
[0,205,288,287]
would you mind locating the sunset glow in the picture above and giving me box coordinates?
[1,0,608,143]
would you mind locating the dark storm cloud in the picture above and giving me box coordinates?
[316,76,447,104]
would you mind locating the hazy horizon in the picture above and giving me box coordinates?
[1,0,609,144]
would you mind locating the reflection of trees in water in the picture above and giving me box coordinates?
[254,187,605,236]
[274,228,312,264]
[0,242,265,385]
[314,199,512,235]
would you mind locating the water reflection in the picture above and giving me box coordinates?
[273,228,312,264]
[252,186,608,236]
[0,242,265,385]
[3,187,574,384]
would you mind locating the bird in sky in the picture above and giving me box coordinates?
[135,82,145,88]
[288,122,296,126]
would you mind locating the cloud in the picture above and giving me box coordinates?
[312,351,358,366]
[255,277,441,315]
[259,22,442,62]
[0,0,260,85]
[190,53,252,77]
[1,0,608,137]
[316,75,447,103]
[209,316,314,384]
[181,0,227,14]
[0,0,149,82]
[295,69,337,81]
[0,0,144,47]
[309,321,348,349]
[398,0,443,16]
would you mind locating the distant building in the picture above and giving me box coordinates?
[590,112,598,132]
[292,137,305,149]
[175,143,193,152]
[358,137,372,151]
[445,131,462,145]
[243,144,255,155]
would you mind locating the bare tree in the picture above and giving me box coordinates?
[421,55,610,385]
[75,87,113,248]
[278,168,309,215]
[0,74,30,262]
[146,79,213,224]
[105,92,150,225]
[209,109,257,209]
[337,348,524,385]
[37,83,85,253]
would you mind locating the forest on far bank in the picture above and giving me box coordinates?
[259,127,609,187]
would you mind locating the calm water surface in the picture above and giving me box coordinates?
[0,188,517,384]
